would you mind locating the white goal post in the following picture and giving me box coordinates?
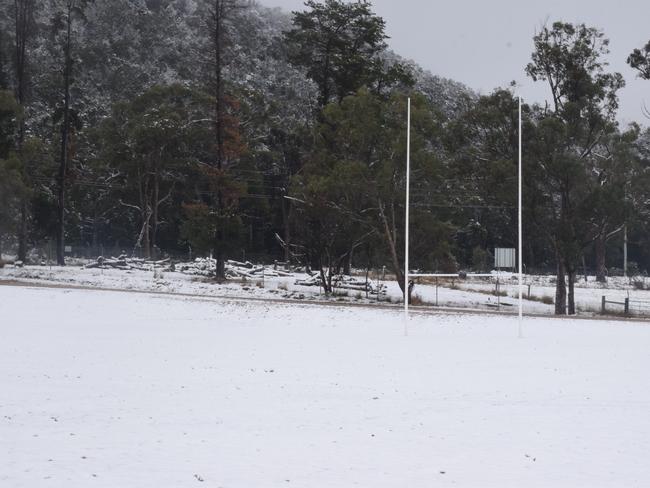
[404,96,524,338]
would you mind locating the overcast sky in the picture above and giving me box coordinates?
[261,0,650,124]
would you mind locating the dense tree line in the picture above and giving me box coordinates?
[1,0,649,313]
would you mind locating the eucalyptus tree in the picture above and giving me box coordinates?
[628,40,650,117]
[291,90,446,299]
[526,22,625,314]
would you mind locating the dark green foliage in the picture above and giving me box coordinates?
[628,41,650,80]
[1,1,650,291]
[0,36,8,90]
[97,84,214,258]
[291,89,452,295]
[525,22,629,314]
[284,0,412,107]
[0,91,20,157]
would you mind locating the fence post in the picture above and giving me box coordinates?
[625,297,630,315]
[602,296,606,314]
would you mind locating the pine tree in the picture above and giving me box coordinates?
[284,0,410,107]
[196,0,250,280]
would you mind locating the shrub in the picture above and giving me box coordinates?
[411,294,425,306]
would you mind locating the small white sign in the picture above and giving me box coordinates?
[494,248,515,269]
[64,246,72,253]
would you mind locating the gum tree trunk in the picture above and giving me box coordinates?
[555,258,567,315]
[567,268,576,315]
[595,234,607,283]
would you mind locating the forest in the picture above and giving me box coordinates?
[1,0,650,314]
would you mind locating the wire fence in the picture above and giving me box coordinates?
[601,295,650,317]
[628,299,650,316]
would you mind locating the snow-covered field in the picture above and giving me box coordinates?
[3,285,650,487]
[4,263,650,316]
[457,274,650,315]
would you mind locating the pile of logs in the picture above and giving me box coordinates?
[0,258,21,268]
[175,258,216,277]
[84,255,171,271]
[221,260,294,279]
[295,274,387,296]
[82,258,385,297]
[85,256,296,280]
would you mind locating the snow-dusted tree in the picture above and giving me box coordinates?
[47,0,91,265]
[1,0,38,261]
[443,89,526,269]
[223,4,317,264]
[284,0,410,107]
[292,90,448,299]
[0,90,26,255]
[192,0,252,280]
[99,84,212,259]
[0,36,7,90]
[628,129,650,266]
[526,22,625,314]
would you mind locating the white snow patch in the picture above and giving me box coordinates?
[2,285,650,487]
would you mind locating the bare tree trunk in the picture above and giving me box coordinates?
[152,161,159,260]
[282,197,291,264]
[595,233,607,283]
[344,246,352,276]
[378,199,405,298]
[14,1,31,262]
[92,205,98,256]
[208,0,228,281]
[319,266,330,293]
[317,248,333,294]
[18,202,27,262]
[13,0,29,145]
[142,207,150,260]
[143,176,151,259]
[567,268,576,315]
[555,256,566,315]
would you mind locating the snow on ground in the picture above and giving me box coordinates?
[2,263,650,316]
[0,264,560,315]
[457,274,650,314]
[0,264,318,301]
[2,285,650,487]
